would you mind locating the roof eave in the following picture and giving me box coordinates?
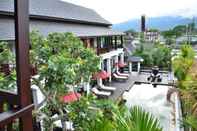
[0,11,112,27]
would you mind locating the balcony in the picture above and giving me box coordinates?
[100,48,124,60]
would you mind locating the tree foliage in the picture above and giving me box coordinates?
[133,43,171,69]
[172,44,197,131]
[172,44,195,82]
[68,96,162,131]
[30,31,100,130]
[0,42,16,90]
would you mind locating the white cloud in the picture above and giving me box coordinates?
[62,0,197,24]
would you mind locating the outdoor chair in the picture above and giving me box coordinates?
[97,79,116,92]
[91,87,111,97]
[112,73,128,81]
[98,85,116,92]
[116,70,130,77]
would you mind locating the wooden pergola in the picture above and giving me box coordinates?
[0,0,34,130]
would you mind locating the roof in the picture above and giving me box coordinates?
[0,0,111,26]
[0,18,124,40]
[127,56,144,62]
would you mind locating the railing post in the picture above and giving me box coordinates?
[14,0,33,131]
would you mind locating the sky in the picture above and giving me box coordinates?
[62,0,197,24]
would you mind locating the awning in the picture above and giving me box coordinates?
[127,56,144,63]
[115,62,127,68]
[93,70,110,79]
[62,92,81,103]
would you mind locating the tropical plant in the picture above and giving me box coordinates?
[68,96,162,131]
[172,44,197,131]
[30,31,100,131]
[173,44,195,82]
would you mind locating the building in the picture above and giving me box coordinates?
[141,15,146,32]
[144,30,160,42]
[0,0,125,85]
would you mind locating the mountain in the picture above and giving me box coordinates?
[112,16,196,31]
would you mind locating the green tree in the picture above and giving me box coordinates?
[173,44,195,82]
[30,31,100,130]
[172,44,197,131]
[133,43,171,69]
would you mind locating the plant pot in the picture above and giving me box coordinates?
[0,64,10,76]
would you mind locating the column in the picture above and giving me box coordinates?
[106,58,112,82]
[120,53,124,63]
[137,62,141,73]
[97,78,102,86]
[99,58,102,70]
[115,55,119,71]
[15,0,33,130]
[84,82,90,95]
[115,36,117,49]
[129,62,132,73]
[121,36,124,48]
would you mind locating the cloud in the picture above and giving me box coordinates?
[62,0,197,24]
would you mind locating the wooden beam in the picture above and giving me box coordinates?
[14,0,33,131]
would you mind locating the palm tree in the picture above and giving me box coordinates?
[114,106,163,131]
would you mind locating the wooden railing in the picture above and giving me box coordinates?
[0,90,34,130]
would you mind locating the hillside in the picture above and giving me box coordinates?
[112,16,196,31]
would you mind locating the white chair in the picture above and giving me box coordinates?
[91,87,111,97]
[99,85,116,91]
[116,70,130,77]
[112,73,128,80]
[97,79,116,91]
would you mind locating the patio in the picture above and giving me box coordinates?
[107,71,173,100]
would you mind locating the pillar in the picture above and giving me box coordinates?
[137,62,141,73]
[106,58,112,82]
[15,0,33,130]
[84,82,90,95]
[115,55,119,71]
[120,53,124,63]
[129,62,132,73]
[99,59,102,70]
[97,78,102,86]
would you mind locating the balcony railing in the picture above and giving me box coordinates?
[0,90,34,130]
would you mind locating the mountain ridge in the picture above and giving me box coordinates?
[112,16,197,31]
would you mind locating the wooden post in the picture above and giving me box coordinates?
[97,37,100,55]
[115,36,117,49]
[14,0,33,131]
[121,36,124,48]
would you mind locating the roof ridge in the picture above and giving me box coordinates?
[0,0,111,25]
